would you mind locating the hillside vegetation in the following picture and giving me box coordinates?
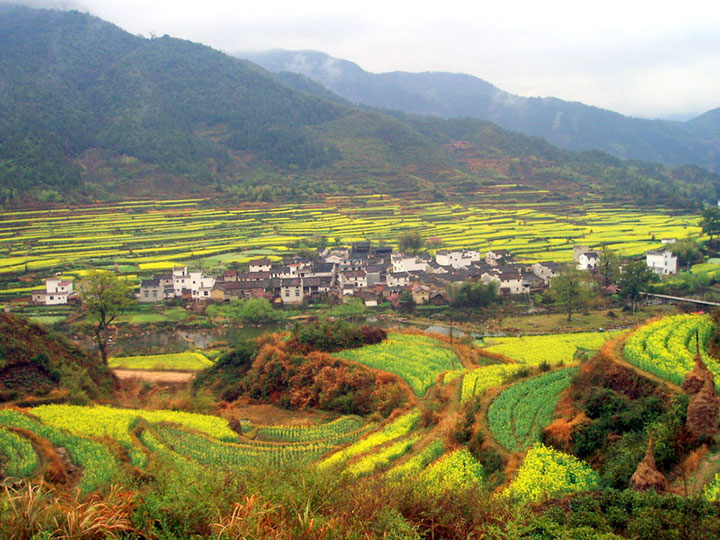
[0,313,115,403]
[1,5,718,208]
[245,49,720,173]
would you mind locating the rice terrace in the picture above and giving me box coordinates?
[0,196,703,286]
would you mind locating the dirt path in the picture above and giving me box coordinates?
[113,369,194,383]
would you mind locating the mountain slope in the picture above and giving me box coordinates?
[240,50,720,173]
[0,5,718,208]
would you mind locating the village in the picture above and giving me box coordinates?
[28,242,679,308]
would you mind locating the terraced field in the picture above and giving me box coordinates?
[488,368,578,452]
[0,406,374,492]
[624,313,716,387]
[335,333,460,395]
[0,197,702,292]
[481,331,622,366]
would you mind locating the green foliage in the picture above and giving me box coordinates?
[207,298,285,324]
[289,320,384,353]
[0,427,39,478]
[79,272,135,364]
[398,231,424,253]
[336,333,460,396]
[618,259,659,313]
[447,280,498,309]
[701,207,720,239]
[488,368,577,452]
[549,263,595,321]
[325,298,367,318]
[194,341,258,400]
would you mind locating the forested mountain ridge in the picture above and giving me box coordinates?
[241,49,720,174]
[0,4,718,208]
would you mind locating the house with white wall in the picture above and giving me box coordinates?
[32,278,75,305]
[646,249,678,275]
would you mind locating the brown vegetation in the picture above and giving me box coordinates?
[630,438,669,492]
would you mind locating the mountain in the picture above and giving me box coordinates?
[240,50,720,173]
[0,4,718,209]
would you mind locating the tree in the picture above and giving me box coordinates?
[398,231,424,254]
[598,245,620,288]
[397,290,416,313]
[550,264,594,321]
[447,281,498,309]
[79,273,134,365]
[618,260,659,314]
[670,238,703,270]
[700,207,720,241]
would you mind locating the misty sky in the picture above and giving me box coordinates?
[12,0,720,120]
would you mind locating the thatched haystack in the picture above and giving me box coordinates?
[682,352,713,395]
[630,437,669,492]
[686,376,720,441]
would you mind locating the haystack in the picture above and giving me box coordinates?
[630,437,669,492]
[682,351,713,395]
[686,376,720,441]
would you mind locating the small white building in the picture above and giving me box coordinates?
[32,278,75,305]
[249,258,272,273]
[646,249,677,275]
[574,246,599,271]
[391,254,428,273]
[280,278,304,305]
[435,250,481,269]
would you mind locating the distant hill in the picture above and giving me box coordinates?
[0,5,718,208]
[240,50,720,173]
[0,313,115,403]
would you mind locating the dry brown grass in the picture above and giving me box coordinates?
[0,482,139,540]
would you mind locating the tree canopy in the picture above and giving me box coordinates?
[78,272,134,364]
[549,264,594,321]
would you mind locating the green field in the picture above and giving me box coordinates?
[624,313,715,388]
[0,198,703,291]
[482,331,622,366]
[335,333,460,395]
[488,368,577,452]
[108,351,213,371]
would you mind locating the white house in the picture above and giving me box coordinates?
[646,249,678,275]
[32,278,75,305]
[391,254,428,273]
[574,246,599,271]
[435,250,481,269]
[249,258,272,273]
[280,278,304,304]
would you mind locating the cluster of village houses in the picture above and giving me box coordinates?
[30,242,679,307]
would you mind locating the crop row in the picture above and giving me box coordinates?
[623,314,716,388]
[319,410,420,469]
[460,364,529,402]
[488,368,577,452]
[418,449,485,496]
[503,443,599,502]
[249,415,370,443]
[482,331,620,366]
[154,425,332,468]
[0,197,702,278]
[346,435,421,476]
[0,426,39,479]
[0,409,121,494]
[336,334,459,396]
[31,404,239,444]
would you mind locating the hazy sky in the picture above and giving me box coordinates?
[12,0,720,120]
